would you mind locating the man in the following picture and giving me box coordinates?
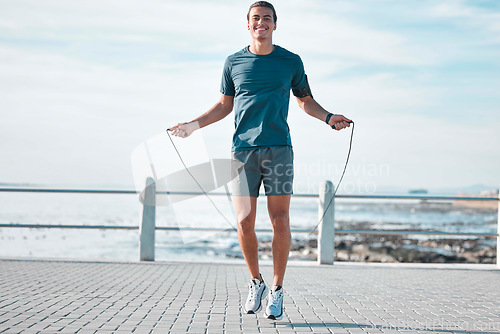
[169,1,351,320]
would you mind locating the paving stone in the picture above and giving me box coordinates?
[0,260,499,334]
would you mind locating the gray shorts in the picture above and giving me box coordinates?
[231,146,294,197]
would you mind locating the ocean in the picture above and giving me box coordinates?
[0,191,496,261]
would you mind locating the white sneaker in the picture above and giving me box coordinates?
[265,286,284,320]
[244,276,268,314]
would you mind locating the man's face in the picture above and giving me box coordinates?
[247,6,276,41]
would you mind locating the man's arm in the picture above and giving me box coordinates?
[296,96,351,130]
[169,94,234,137]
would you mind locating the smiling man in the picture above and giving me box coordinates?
[170,1,351,320]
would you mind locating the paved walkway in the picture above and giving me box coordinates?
[0,259,499,334]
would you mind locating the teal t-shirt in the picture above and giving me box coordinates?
[220,45,308,151]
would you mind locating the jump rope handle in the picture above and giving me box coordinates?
[332,120,354,130]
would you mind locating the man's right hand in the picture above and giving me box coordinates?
[168,122,198,138]
[328,114,352,131]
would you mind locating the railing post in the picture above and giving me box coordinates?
[497,189,500,268]
[139,177,156,261]
[318,180,335,265]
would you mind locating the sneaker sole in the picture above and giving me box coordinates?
[264,310,283,321]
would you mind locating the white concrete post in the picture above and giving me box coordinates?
[318,180,335,265]
[497,190,499,268]
[140,177,156,261]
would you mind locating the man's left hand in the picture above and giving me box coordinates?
[328,114,352,130]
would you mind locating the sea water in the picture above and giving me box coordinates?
[0,192,496,261]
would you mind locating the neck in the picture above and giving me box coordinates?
[249,39,274,55]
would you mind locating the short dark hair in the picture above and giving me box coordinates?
[247,1,277,23]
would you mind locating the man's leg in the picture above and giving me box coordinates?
[235,195,269,314]
[233,195,260,280]
[267,194,291,286]
[232,150,269,314]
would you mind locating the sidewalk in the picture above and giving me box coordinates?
[0,258,499,333]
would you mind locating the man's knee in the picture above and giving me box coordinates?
[270,212,290,231]
[238,217,256,235]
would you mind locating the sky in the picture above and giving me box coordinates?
[0,0,499,194]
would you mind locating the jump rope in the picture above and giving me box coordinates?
[165,120,354,245]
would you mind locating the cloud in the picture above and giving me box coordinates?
[0,42,224,186]
[0,0,499,188]
[430,0,500,42]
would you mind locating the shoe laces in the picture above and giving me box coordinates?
[246,279,261,300]
[269,287,284,304]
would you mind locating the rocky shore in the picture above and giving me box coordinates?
[214,235,496,264]
[236,200,497,264]
[287,202,497,264]
[282,234,497,264]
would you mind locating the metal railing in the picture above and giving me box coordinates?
[0,180,498,266]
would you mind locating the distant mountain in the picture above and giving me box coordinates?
[0,182,38,187]
[366,184,497,196]
[0,182,136,190]
[432,184,498,195]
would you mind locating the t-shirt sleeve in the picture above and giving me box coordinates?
[291,55,308,92]
[220,56,235,96]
